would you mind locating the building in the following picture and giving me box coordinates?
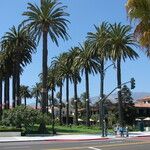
[135,96,150,118]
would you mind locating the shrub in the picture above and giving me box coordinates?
[1,105,50,131]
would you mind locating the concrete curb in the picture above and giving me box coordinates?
[1,134,150,143]
[0,138,110,143]
[46,137,110,142]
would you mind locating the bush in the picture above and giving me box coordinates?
[1,105,50,131]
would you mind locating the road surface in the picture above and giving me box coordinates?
[1,137,150,150]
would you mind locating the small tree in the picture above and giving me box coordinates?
[121,85,136,126]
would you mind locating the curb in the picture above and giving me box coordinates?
[0,138,110,143]
[0,140,46,143]
[1,135,150,143]
[46,137,110,142]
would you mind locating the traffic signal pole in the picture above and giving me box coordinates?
[100,78,135,137]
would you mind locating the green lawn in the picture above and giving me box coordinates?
[0,125,114,135]
[49,125,101,134]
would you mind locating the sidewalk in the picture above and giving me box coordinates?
[0,132,150,143]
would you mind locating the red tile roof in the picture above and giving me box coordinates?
[135,96,150,108]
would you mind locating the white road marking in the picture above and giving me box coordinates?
[88,147,101,150]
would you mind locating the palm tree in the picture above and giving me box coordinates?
[22,0,69,114]
[32,83,42,109]
[69,47,81,125]
[0,52,13,110]
[126,0,150,56]
[1,25,36,107]
[87,22,110,136]
[0,52,4,119]
[51,54,65,125]
[20,85,31,107]
[108,23,139,127]
[58,52,72,125]
[75,42,99,126]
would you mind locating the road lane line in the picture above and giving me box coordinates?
[88,147,101,150]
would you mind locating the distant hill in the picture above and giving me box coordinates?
[90,92,150,104]
[28,92,150,106]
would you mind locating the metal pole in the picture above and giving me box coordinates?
[100,80,131,136]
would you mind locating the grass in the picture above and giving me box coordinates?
[0,126,22,132]
[0,125,114,135]
[48,125,101,134]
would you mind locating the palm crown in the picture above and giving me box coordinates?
[23,0,69,45]
[1,25,36,67]
[126,0,150,54]
[108,23,139,61]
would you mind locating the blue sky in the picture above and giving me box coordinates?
[0,0,150,103]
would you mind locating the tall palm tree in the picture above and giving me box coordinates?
[1,25,36,107]
[87,22,110,136]
[58,52,72,125]
[22,0,69,114]
[108,23,139,127]
[69,47,81,125]
[75,42,99,126]
[126,0,150,56]
[0,52,13,110]
[20,85,31,107]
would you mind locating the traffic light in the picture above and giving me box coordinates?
[131,78,135,89]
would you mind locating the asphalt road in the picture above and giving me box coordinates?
[0,138,150,150]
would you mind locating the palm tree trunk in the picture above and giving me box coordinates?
[59,85,62,126]
[74,77,78,126]
[41,30,48,114]
[117,58,123,127]
[46,88,49,114]
[51,88,55,135]
[12,67,16,108]
[4,76,9,109]
[4,77,6,109]
[85,69,90,127]
[0,77,2,120]
[66,75,69,126]
[38,29,48,134]
[24,97,26,107]
[16,65,21,106]
[35,91,38,109]
[99,59,105,137]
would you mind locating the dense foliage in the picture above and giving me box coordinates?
[121,85,136,125]
[1,106,50,131]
